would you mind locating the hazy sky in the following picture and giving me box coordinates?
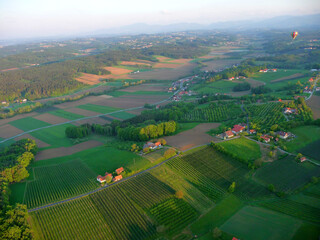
[1,0,319,39]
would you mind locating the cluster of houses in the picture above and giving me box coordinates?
[221,124,255,139]
[227,76,246,81]
[143,141,162,150]
[260,131,294,143]
[259,68,277,73]
[97,167,124,184]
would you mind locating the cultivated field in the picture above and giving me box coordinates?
[307,95,320,119]
[0,124,24,138]
[14,134,50,148]
[201,59,242,72]
[164,123,220,151]
[220,206,302,240]
[35,140,103,160]
[75,73,105,85]
[33,113,69,124]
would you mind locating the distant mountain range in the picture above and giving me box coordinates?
[92,14,320,36]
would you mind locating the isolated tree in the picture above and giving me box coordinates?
[105,175,113,183]
[158,138,167,145]
[131,144,137,152]
[228,182,236,193]
[268,184,275,192]
[175,190,184,199]
[253,159,263,168]
[212,227,222,239]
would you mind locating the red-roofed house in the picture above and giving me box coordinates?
[261,135,273,143]
[249,129,256,134]
[232,237,239,240]
[113,175,123,182]
[284,108,297,114]
[116,167,124,175]
[277,131,289,139]
[155,142,162,147]
[97,175,106,183]
[300,157,307,162]
[232,125,245,134]
[309,78,314,82]
[222,130,234,139]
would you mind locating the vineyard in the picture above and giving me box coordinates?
[150,166,214,213]
[254,157,320,193]
[149,198,198,237]
[168,147,271,200]
[119,172,174,209]
[25,160,98,209]
[182,104,243,122]
[245,102,286,129]
[258,199,320,224]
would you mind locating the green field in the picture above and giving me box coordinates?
[218,137,261,162]
[30,124,74,148]
[9,117,51,131]
[108,90,171,97]
[24,160,98,208]
[220,206,302,240]
[109,111,136,120]
[190,195,243,236]
[252,69,307,84]
[254,157,320,192]
[9,182,26,205]
[77,104,121,114]
[192,80,239,94]
[292,223,320,240]
[298,139,320,161]
[49,109,85,120]
[284,125,320,153]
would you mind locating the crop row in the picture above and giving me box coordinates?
[30,197,116,240]
[258,199,320,223]
[119,172,174,209]
[90,186,156,240]
[149,198,198,236]
[25,160,98,208]
[182,105,242,122]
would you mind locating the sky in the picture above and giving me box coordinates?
[0,0,319,39]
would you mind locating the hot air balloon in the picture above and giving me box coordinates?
[291,31,298,40]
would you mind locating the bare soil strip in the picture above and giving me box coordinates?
[75,73,104,85]
[14,134,50,148]
[164,123,221,151]
[0,124,24,138]
[118,84,167,92]
[53,96,103,109]
[271,73,304,83]
[34,113,70,124]
[35,140,103,161]
[120,61,152,66]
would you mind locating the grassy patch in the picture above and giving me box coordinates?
[220,206,302,240]
[10,117,51,131]
[109,111,136,120]
[77,103,120,114]
[218,137,261,162]
[284,125,320,153]
[298,139,320,161]
[30,124,74,148]
[192,80,238,94]
[49,109,84,120]
[108,90,171,97]
[190,195,243,236]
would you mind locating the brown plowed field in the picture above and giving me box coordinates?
[118,84,167,92]
[34,113,69,124]
[120,61,152,66]
[167,59,192,64]
[201,59,242,72]
[0,124,24,138]
[271,73,303,83]
[164,123,220,151]
[65,108,99,117]
[307,95,320,119]
[35,140,103,160]
[14,134,50,148]
[103,66,132,75]
[75,73,105,85]
[153,63,180,68]
[156,56,172,62]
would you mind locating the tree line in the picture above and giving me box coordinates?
[0,139,38,239]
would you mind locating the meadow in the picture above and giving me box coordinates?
[77,103,121,114]
[9,117,51,131]
[218,137,261,162]
[109,111,136,120]
[48,109,85,120]
[220,206,302,240]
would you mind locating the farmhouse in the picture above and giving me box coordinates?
[249,129,256,134]
[276,131,289,139]
[284,107,297,114]
[300,157,307,162]
[232,125,245,134]
[113,175,123,182]
[97,172,113,183]
[228,77,235,80]
[143,141,162,150]
[309,78,314,82]
[261,135,273,143]
[222,130,234,139]
[116,167,124,175]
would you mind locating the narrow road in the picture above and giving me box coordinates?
[306,75,319,101]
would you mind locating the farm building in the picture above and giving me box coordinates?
[284,108,297,114]
[113,175,123,182]
[222,130,234,139]
[116,167,124,175]
[97,172,113,183]
[249,129,256,134]
[143,141,162,150]
[232,125,245,134]
[261,135,273,143]
[300,157,307,162]
[276,131,289,139]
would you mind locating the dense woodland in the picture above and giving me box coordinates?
[0,139,38,240]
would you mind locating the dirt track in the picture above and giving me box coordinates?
[164,123,220,151]
[35,140,103,160]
